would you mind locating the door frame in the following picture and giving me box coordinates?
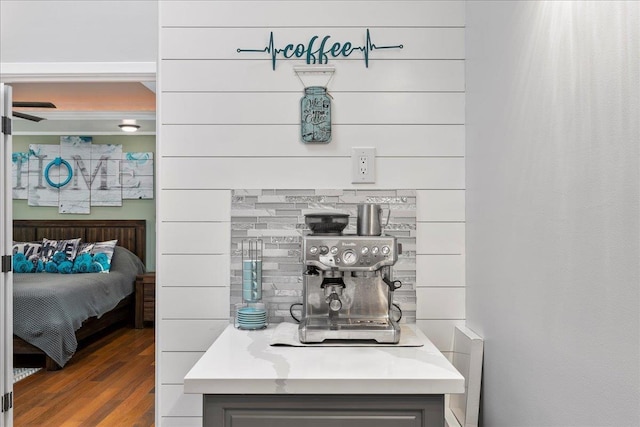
[1,83,14,427]
[0,64,156,426]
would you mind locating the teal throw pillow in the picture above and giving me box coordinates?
[12,241,44,273]
[73,240,118,273]
[40,238,81,274]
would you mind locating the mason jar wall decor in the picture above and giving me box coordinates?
[301,86,331,143]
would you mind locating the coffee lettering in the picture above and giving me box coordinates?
[238,29,403,70]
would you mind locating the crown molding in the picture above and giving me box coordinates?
[12,131,156,136]
[27,111,156,121]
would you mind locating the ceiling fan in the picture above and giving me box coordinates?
[12,101,57,122]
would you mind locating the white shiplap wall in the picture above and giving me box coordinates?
[158,1,465,424]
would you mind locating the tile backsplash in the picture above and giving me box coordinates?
[231,189,417,324]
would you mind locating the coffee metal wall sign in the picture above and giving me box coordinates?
[237,29,403,70]
[301,86,331,143]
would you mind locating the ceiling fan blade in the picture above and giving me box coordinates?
[13,111,45,122]
[13,101,57,109]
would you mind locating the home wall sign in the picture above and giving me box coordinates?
[12,136,154,214]
[237,29,403,70]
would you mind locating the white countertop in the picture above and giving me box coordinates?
[184,324,464,395]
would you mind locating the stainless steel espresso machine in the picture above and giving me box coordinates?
[298,204,402,344]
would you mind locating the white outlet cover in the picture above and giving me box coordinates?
[351,147,375,183]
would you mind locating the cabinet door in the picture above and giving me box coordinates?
[204,394,444,427]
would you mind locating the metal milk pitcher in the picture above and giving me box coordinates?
[357,203,384,236]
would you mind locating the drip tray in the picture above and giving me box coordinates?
[305,317,392,329]
[269,323,423,347]
[299,317,401,344]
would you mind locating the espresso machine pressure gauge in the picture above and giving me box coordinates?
[342,249,357,265]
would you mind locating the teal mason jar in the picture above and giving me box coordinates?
[300,86,331,143]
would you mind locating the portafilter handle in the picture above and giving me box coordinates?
[326,292,343,312]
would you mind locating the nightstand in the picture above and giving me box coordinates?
[135,272,156,328]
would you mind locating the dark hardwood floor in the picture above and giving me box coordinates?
[13,325,155,427]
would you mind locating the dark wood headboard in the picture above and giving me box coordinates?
[13,219,146,266]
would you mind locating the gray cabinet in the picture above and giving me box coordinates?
[203,394,444,427]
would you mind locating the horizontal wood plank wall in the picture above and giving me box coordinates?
[158,1,465,424]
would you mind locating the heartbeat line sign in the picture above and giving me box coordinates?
[237,29,403,70]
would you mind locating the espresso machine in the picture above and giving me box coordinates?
[298,204,402,344]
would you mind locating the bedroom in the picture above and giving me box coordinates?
[8,81,157,424]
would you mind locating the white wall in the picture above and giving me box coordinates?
[158,1,465,424]
[466,2,639,426]
[0,0,157,78]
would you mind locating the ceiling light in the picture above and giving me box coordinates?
[118,120,140,132]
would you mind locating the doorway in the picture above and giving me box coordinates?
[5,78,157,425]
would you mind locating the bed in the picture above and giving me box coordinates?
[12,219,147,370]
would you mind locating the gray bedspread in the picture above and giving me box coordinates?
[13,246,145,367]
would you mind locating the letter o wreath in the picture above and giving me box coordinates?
[44,157,73,188]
